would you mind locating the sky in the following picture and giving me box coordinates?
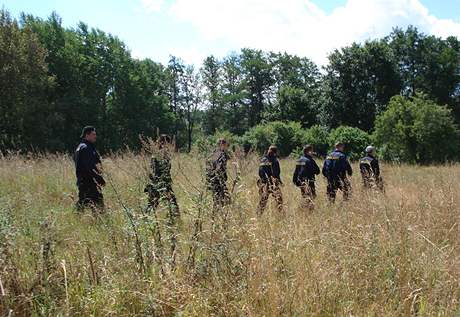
[2,0,460,66]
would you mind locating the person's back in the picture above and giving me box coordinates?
[360,146,383,190]
[206,139,231,209]
[293,145,320,209]
[322,142,352,202]
[257,145,283,214]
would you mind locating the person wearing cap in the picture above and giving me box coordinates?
[74,126,105,211]
[257,145,283,214]
[322,142,353,202]
[359,146,384,191]
[205,138,231,211]
[292,145,320,210]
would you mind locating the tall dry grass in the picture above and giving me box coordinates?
[0,151,459,316]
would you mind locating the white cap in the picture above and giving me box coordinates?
[365,146,375,153]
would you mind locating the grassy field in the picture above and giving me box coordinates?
[0,151,459,316]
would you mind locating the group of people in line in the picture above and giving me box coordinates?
[74,126,384,215]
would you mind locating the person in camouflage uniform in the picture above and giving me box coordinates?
[206,139,231,210]
[359,146,384,191]
[145,135,179,215]
[257,145,283,215]
[144,135,180,266]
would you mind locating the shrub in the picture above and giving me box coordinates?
[303,125,330,157]
[328,126,371,160]
[374,94,460,163]
[242,121,306,157]
[193,130,241,155]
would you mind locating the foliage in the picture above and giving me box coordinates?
[303,125,330,157]
[328,126,371,160]
[242,121,306,157]
[2,8,460,160]
[374,94,460,163]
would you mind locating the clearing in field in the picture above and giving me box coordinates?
[0,153,459,316]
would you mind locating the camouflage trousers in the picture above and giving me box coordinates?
[145,184,180,268]
[257,179,283,215]
[362,175,384,192]
[299,181,316,211]
[326,177,351,203]
[211,182,231,211]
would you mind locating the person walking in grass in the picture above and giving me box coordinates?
[257,145,283,215]
[206,138,231,211]
[359,145,384,191]
[293,144,320,210]
[74,126,105,212]
[322,142,353,203]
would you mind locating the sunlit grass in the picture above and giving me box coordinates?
[0,152,459,316]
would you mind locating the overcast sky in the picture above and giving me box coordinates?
[3,0,460,66]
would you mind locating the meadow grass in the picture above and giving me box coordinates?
[0,151,459,316]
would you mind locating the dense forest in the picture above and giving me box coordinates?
[1,9,460,162]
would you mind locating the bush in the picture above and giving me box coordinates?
[374,94,460,163]
[303,125,330,157]
[193,130,241,155]
[242,121,306,157]
[328,126,371,160]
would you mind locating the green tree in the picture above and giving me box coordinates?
[266,53,321,127]
[0,10,52,150]
[374,94,459,163]
[328,126,371,160]
[201,56,223,134]
[321,40,401,131]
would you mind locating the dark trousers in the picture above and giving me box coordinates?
[77,181,104,211]
[326,177,351,202]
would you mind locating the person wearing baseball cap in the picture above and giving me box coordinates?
[359,146,384,191]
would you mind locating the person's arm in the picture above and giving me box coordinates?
[312,159,320,175]
[273,160,282,183]
[372,159,380,177]
[345,158,353,176]
[322,161,329,178]
[293,165,300,185]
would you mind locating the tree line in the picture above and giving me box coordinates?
[1,9,460,162]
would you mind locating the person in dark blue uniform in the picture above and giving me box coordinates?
[74,126,105,211]
[293,145,320,210]
[322,142,352,203]
[257,145,283,214]
[359,146,384,191]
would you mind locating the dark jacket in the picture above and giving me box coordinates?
[74,140,105,186]
[322,150,352,180]
[259,154,281,184]
[293,154,320,186]
[359,154,380,178]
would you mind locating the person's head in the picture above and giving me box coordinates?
[81,126,97,143]
[365,145,376,156]
[303,144,314,156]
[335,142,345,152]
[217,138,229,151]
[267,145,278,157]
[158,134,171,148]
